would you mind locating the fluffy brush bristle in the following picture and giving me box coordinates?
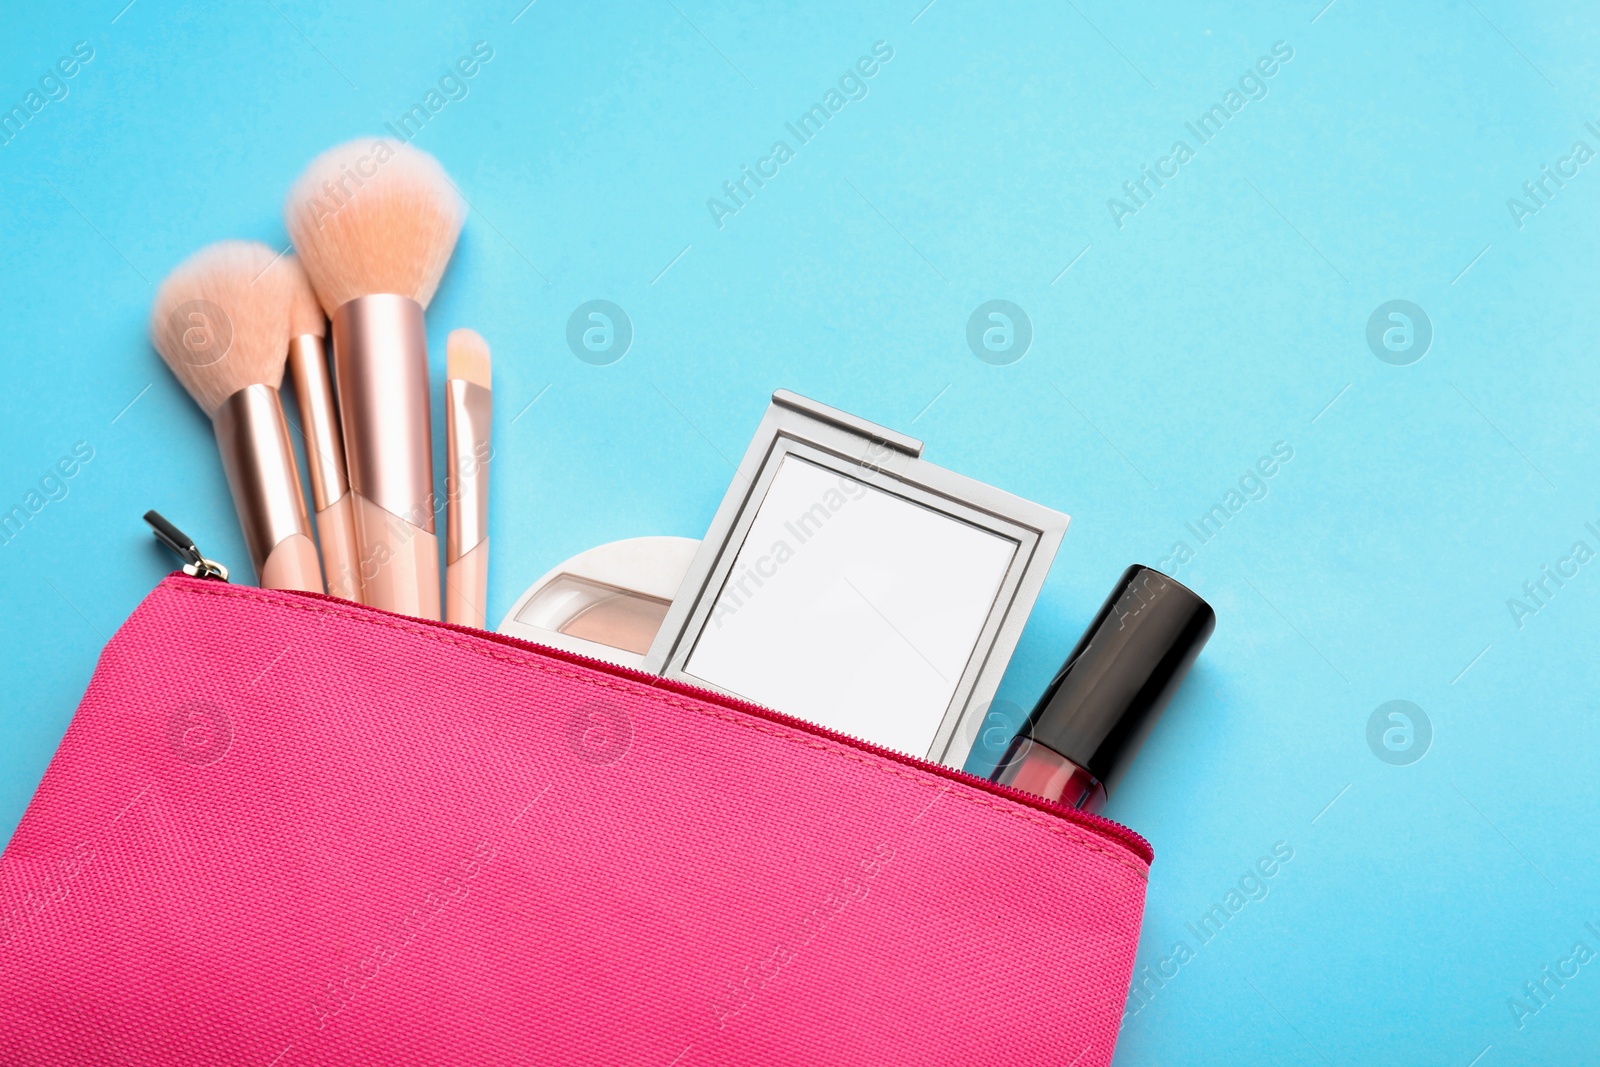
[284,138,465,311]
[149,241,294,417]
[277,254,327,338]
[446,329,491,388]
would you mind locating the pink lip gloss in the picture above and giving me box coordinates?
[991,565,1214,812]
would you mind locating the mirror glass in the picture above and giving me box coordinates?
[682,455,1018,756]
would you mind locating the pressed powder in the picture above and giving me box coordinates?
[521,575,671,656]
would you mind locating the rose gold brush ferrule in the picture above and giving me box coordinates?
[212,385,324,592]
[445,379,491,563]
[286,333,362,602]
[445,377,491,627]
[330,293,440,620]
[288,335,348,510]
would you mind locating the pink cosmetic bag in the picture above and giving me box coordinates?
[0,575,1150,1065]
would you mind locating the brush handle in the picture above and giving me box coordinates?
[444,374,491,630]
[315,494,363,603]
[445,378,491,557]
[213,385,323,593]
[445,537,488,629]
[330,295,437,618]
[286,335,347,508]
[287,332,360,602]
[351,490,440,620]
[261,533,323,593]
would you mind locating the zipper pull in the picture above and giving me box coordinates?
[144,510,230,581]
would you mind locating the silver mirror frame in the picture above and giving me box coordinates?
[642,390,1068,768]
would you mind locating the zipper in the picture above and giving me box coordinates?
[144,514,1152,863]
[144,511,231,581]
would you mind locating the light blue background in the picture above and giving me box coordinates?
[3,1,1598,1063]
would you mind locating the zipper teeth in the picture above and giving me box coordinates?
[177,576,1152,863]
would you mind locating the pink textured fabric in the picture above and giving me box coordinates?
[0,576,1149,1065]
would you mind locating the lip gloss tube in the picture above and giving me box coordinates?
[992,565,1214,812]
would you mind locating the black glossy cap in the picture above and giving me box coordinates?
[1023,565,1214,797]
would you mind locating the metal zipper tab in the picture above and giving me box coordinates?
[144,510,230,581]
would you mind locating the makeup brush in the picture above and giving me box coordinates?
[285,138,465,620]
[277,254,363,603]
[150,241,324,593]
[444,328,492,628]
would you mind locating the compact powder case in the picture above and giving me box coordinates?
[500,391,1067,768]
[498,536,700,669]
